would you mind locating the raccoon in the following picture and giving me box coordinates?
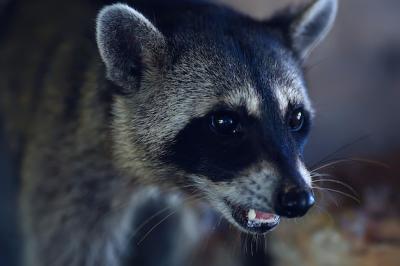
[0,0,337,265]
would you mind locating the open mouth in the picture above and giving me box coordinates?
[226,200,280,234]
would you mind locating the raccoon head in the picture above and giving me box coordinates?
[96,0,337,234]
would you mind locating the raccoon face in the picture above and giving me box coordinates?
[97,0,337,234]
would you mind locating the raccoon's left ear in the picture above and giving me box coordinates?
[96,3,166,91]
[285,0,338,60]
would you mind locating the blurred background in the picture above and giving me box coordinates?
[1,0,399,265]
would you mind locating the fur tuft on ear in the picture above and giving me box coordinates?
[289,0,338,59]
[96,3,166,91]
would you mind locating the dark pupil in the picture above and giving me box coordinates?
[289,110,304,131]
[212,114,237,135]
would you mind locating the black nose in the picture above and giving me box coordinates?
[275,187,315,218]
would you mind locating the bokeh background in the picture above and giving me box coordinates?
[1,0,399,265]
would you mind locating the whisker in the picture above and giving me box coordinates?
[93,183,206,233]
[311,159,354,173]
[136,195,207,245]
[312,178,359,198]
[136,210,179,246]
[310,173,332,178]
[132,192,205,237]
[312,187,361,204]
[349,157,389,169]
[311,157,389,173]
[130,205,175,238]
[310,135,370,169]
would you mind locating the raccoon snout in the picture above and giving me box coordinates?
[274,186,315,218]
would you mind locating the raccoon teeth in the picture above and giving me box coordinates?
[248,209,257,220]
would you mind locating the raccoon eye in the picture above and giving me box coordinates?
[210,112,240,136]
[288,108,305,132]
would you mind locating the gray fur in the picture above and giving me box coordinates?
[96,3,166,91]
[0,0,337,265]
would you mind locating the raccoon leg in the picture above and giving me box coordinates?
[21,174,199,266]
[123,191,201,266]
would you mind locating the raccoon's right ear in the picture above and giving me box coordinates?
[96,3,166,91]
[272,0,337,60]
